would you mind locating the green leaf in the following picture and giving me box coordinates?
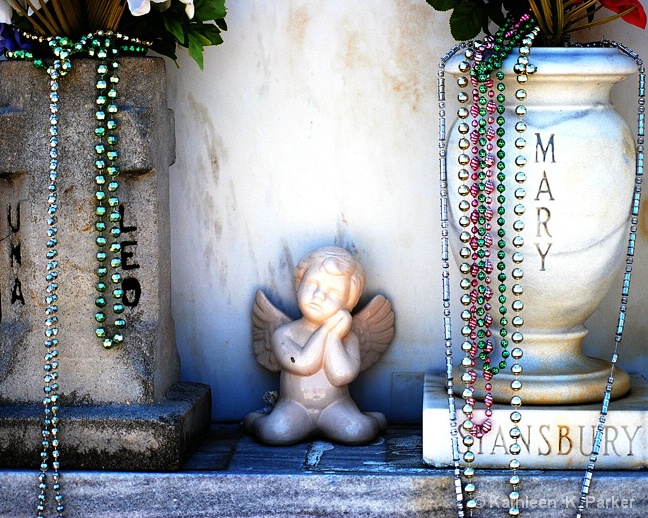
[215,18,227,31]
[449,1,484,40]
[427,0,461,11]
[164,17,186,45]
[150,34,179,62]
[188,26,212,46]
[194,0,227,22]
[187,32,205,70]
[193,24,224,45]
[486,5,507,28]
[426,0,458,11]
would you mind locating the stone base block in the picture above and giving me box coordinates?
[423,372,648,469]
[0,382,211,471]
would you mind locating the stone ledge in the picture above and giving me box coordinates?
[1,424,648,517]
[0,382,211,471]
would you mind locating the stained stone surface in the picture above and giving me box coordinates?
[2,424,648,517]
[0,58,210,469]
[423,372,648,469]
[0,58,177,405]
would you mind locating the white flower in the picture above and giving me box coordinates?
[127,0,168,17]
[0,0,50,20]
[179,0,194,20]
[0,0,13,24]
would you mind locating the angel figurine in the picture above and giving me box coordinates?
[243,246,395,445]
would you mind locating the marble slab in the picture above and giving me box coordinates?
[423,372,648,469]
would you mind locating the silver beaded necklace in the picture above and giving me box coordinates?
[7,30,150,518]
[438,37,645,518]
[570,40,645,518]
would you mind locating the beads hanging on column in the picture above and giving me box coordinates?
[506,25,538,517]
[439,41,470,518]
[6,31,149,354]
[5,30,150,518]
[37,38,73,518]
[438,12,537,517]
[571,40,646,518]
[91,35,127,350]
[438,21,645,518]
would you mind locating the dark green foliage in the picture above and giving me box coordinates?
[426,0,531,40]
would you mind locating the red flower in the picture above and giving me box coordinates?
[600,0,647,29]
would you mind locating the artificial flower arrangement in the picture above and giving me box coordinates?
[0,0,227,68]
[427,0,646,44]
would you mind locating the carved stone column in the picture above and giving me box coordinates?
[0,58,210,470]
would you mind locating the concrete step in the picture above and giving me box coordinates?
[1,425,646,517]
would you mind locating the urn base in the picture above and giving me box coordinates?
[467,358,630,405]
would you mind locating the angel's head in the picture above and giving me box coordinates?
[294,246,366,319]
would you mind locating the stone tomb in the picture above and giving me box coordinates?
[423,372,648,469]
[0,59,210,470]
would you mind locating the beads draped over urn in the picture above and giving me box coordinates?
[445,47,636,404]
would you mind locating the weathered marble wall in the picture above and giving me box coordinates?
[164,1,648,421]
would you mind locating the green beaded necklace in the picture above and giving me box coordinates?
[439,12,646,518]
[7,32,149,349]
[6,30,149,517]
[450,14,537,514]
[91,37,128,350]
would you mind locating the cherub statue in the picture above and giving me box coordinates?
[244,246,395,445]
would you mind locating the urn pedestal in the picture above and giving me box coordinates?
[424,373,648,469]
[0,58,210,470]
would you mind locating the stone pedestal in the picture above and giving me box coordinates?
[423,372,648,469]
[0,58,210,470]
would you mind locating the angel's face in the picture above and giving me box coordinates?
[298,265,351,323]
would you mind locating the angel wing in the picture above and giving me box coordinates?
[351,295,395,372]
[252,290,293,372]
